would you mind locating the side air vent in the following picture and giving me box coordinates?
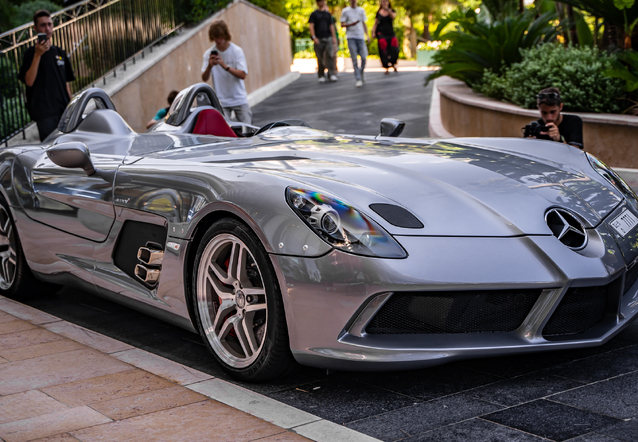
[545,208,587,250]
[369,203,424,229]
[113,221,167,288]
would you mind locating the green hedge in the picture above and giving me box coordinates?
[475,44,625,113]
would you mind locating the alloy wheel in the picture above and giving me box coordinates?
[0,206,16,291]
[196,233,268,368]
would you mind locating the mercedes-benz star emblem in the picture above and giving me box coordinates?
[546,209,587,250]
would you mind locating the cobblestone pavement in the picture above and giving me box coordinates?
[14,72,638,442]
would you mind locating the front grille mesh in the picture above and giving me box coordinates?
[542,285,608,337]
[366,289,542,335]
[625,263,638,296]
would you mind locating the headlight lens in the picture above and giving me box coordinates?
[586,153,638,207]
[286,187,407,258]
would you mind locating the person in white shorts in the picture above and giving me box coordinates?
[201,20,252,123]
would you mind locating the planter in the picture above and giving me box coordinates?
[433,77,638,168]
[416,50,436,67]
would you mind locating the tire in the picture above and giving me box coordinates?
[0,198,41,299]
[192,218,296,382]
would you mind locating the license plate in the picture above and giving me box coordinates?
[610,209,638,237]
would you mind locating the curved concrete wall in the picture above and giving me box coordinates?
[436,77,638,168]
[111,0,292,132]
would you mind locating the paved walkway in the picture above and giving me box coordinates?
[0,295,314,442]
[253,71,433,138]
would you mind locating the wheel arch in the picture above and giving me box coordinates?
[182,206,288,334]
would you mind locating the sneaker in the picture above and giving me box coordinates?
[318,76,326,83]
[329,75,338,82]
[355,80,363,87]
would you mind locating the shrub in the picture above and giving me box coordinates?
[476,44,625,113]
[428,9,559,86]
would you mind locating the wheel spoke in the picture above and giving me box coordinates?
[0,216,9,235]
[206,272,233,298]
[212,299,235,334]
[209,261,232,286]
[227,242,241,282]
[242,287,265,296]
[2,258,10,283]
[218,311,238,341]
[245,302,267,313]
[234,317,254,357]
[0,258,6,282]
[241,315,259,354]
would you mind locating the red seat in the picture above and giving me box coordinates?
[192,109,237,137]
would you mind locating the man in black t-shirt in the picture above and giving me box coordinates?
[18,9,75,142]
[524,87,584,149]
[309,0,338,83]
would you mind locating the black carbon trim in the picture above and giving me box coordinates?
[369,203,424,229]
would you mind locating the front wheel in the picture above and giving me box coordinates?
[192,218,296,381]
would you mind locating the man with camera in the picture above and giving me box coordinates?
[201,20,251,124]
[524,87,583,149]
[18,9,75,142]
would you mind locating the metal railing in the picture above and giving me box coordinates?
[0,0,177,145]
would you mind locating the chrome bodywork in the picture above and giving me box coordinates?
[3,87,638,371]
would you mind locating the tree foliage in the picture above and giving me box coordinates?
[428,8,560,86]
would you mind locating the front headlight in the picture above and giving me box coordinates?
[286,187,407,258]
[586,153,638,208]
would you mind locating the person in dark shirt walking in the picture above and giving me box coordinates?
[309,0,338,83]
[524,87,584,149]
[371,0,399,75]
[18,10,75,142]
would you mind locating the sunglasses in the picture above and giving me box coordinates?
[537,92,560,100]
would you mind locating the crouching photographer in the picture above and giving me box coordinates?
[523,87,584,149]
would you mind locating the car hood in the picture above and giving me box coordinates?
[143,129,622,236]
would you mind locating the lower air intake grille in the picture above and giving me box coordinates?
[366,289,542,335]
[543,285,608,337]
[625,263,638,296]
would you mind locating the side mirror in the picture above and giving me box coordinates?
[379,118,406,138]
[47,142,96,176]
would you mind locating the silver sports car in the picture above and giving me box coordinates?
[3,83,638,381]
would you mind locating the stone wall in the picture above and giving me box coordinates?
[436,77,638,168]
[110,0,292,132]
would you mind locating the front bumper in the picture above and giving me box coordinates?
[273,227,638,371]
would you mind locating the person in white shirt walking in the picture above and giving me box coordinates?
[340,0,369,87]
[201,20,252,123]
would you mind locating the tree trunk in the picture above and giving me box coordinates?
[567,5,579,46]
[402,15,417,59]
[421,14,432,41]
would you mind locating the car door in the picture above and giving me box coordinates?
[15,149,120,242]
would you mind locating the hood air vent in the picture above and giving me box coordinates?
[369,203,424,229]
[546,208,587,250]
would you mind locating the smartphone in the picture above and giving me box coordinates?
[37,33,47,43]
[210,50,218,56]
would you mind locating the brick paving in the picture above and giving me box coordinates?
[0,297,311,442]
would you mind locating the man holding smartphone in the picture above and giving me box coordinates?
[201,20,251,124]
[18,9,75,142]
